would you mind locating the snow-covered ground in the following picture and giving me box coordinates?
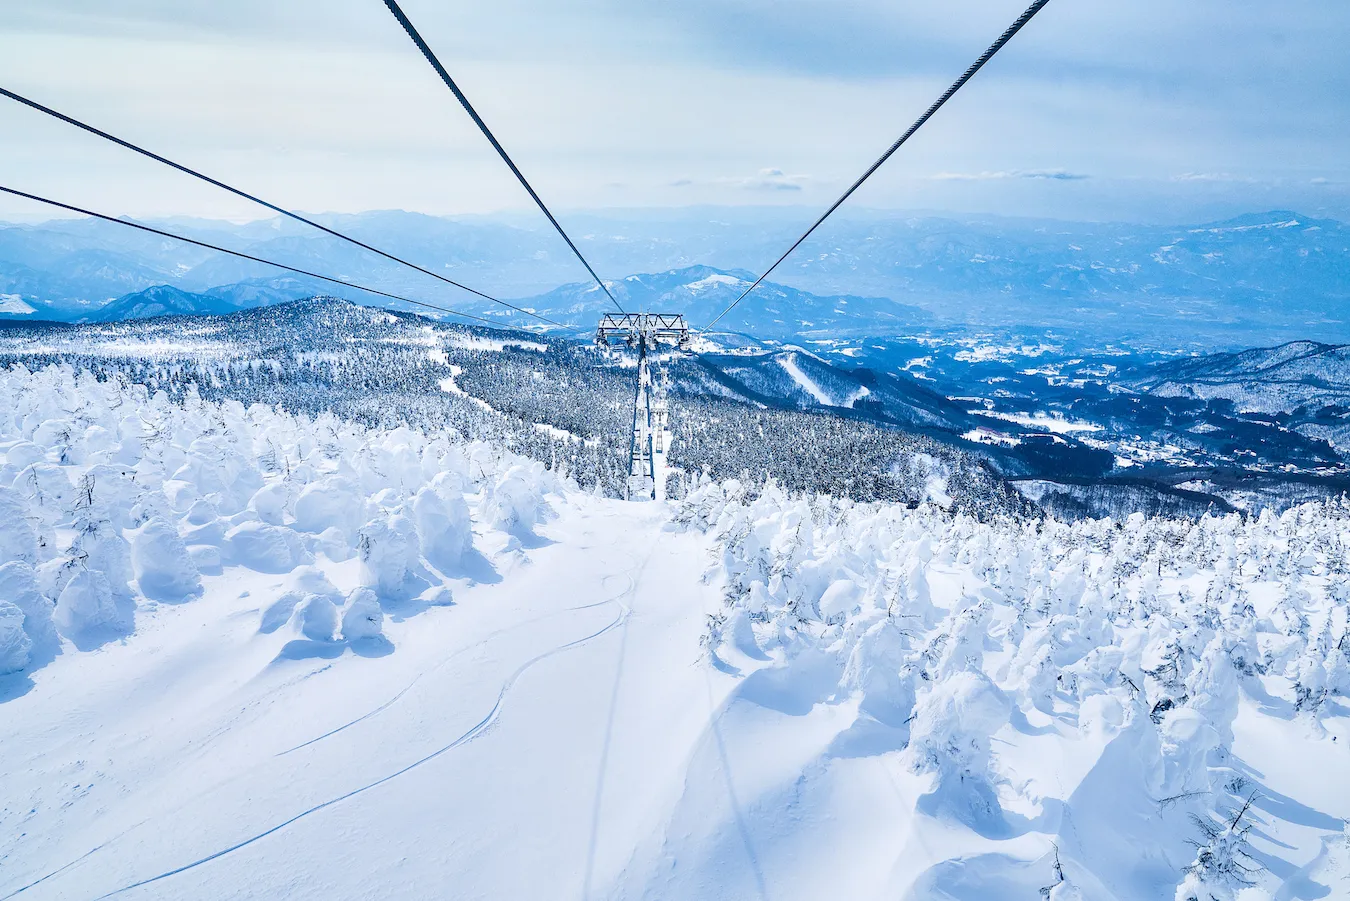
[971,409,1104,434]
[0,365,732,899]
[5,497,723,899]
[2,364,1349,900]
[679,481,1350,900]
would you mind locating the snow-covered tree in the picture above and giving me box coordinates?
[1175,795,1260,901]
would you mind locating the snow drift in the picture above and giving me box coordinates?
[678,478,1350,900]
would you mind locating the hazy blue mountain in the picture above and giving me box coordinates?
[76,277,318,323]
[203,276,325,311]
[93,285,238,322]
[519,265,931,338]
[540,208,1350,346]
[1,208,1345,346]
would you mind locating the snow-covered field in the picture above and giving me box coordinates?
[2,364,1349,900]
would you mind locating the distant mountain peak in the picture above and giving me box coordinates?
[94,285,237,323]
[1194,210,1326,231]
[0,293,36,315]
[524,265,928,339]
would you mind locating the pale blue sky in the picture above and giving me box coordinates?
[0,0,1346,223]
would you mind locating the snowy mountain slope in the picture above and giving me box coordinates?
[92,284,241,321]
[0,299,640,497]
[1139,340,1350,449]
[678,347,975,432]
[3,366,1348,900]
[1143,340,1350,397]
[818,331,1350,513]
[0,294,35,316]
[2,295,1345,518]
[0,365,731,899]
[0,299,1027,513]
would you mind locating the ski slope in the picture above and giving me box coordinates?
[3,364,1350,901]
[4,497,732,900]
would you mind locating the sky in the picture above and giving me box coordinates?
[0,0,1347,225]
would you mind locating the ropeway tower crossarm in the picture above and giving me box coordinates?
[596,313,691,351]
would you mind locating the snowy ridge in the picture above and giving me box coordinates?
[675,479,1350,900]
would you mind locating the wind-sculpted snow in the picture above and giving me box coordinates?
[0,363,562,678]
[678,480,1350,900]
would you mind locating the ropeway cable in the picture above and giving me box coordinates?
[379,0,626,315]
[0,86,572,331]
[701,0,1053,333]
[0,183,515,328]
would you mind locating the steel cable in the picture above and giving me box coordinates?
[0,86,573,331]
[0,184,519,328]
[380,0,625,314]
[701,0,1052,333]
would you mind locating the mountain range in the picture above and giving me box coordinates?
[88,278,321,322]
[1,208,1346,347]
[1137,339,1350,449]
[520,265,930,338]
[5,295,1344,515]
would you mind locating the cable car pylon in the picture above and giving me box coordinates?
[595,313,690,500]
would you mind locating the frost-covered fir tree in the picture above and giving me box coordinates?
[1175,795,1259,901]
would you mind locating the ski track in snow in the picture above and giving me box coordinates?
[0,845,108,901]
[580,561,649,899]
[11,546,655,901]
[89,581,642,899]
[273,574,633,758]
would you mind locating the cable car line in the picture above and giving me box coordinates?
[0,86,572,332]
[0,183,517,329]
[379,0,625,315]
[700,0,1052,334]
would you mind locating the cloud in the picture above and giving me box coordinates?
[2,0,1346,222]
[729,168,808,191]
[676,168,809,192]
[930,169,1089,182]
[1171,172,1256,183]
[1021,170,1090,181]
